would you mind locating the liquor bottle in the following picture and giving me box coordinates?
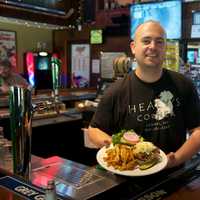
[3,140,13,173]
[0,127,13,172]
[104,0,109,10]
[110,0,116,9]
[0,127,5,169]
[0,77,3,86]
[45,180,57,200]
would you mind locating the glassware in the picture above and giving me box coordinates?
[0,139,5,169]
[0,127,6,169]
[2,140,13,173]
[45,180,57,200]
[0,126,4,139]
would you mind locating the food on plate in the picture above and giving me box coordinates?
[103,144,137,171]
[133,141,161,170]
[122,131,140,144]
[103,130,162,171]
[112,129,143,145]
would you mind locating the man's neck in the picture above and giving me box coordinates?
[135,67,163,83]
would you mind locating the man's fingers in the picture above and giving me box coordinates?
[103,140,111,148]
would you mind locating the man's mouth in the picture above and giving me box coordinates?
[146,54,157,58]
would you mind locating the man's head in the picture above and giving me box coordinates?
[0,59,12,78]
[130,20,167,70]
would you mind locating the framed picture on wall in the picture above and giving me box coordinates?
[71,43,90,88]
[0,30,17,68]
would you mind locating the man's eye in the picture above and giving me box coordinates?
[156,40,165,45]
[143,40,150,44]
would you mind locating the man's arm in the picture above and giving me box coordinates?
[88,126,112,148]
[167,127,200,168]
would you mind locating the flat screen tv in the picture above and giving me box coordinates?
[130,0,182,40]
[187,50,195,64]
[36,55,50,70]
[187,49,199,64]
[3,0,66,15]
[193,11,200,25]
[35,54,52,89]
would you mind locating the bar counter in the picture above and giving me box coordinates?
[0,154,200,200]
[0,88,96,162]
[0,88,97,108]
[164,177,200,200]
[0,88,200,199]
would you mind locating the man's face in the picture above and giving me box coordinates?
[130,22,166,70]
[0,65,10,78]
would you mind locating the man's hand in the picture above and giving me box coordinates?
[166,152,181,168]
[166,127,200,169]
[88,126,112,148]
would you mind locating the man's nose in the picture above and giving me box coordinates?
[149,41,157,48]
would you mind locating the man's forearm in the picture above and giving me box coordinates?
[174,127,200,165]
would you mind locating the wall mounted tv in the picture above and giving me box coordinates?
[36,54,50,70]
[130,0,182,40]
[35,53,52,89]
[2,0,66,15]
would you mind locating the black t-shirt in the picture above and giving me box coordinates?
[90,69,200,153]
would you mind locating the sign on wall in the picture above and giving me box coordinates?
[163,41,179,72]
[71,44,90,88]
[100,52,126,79]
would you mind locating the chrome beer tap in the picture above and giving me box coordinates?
[9,86,33,181]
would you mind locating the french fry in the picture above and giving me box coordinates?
[103,144,137,171]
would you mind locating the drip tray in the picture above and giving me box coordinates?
[31,156,123,200]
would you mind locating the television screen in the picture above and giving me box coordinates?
[35,54,52,89]
[193,11,200,25]
[130,0,182,40]
[187,49,199,64]
[90,29,103,44]
[36,55,50,70]
[187,50,195,64]
[4,0,66,15]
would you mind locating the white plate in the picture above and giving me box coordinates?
[96,145,168,176]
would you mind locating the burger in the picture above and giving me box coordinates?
[111,130,161,170]
[133,141,161,170]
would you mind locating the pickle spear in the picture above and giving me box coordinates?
[139,158,159,170]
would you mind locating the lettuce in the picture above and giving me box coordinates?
[112,130,125,145]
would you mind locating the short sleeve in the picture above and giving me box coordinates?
[90,86,115,135]
[184,79,200,130]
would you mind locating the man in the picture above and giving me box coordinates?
[88,20,200,168]
[0,59,29,93]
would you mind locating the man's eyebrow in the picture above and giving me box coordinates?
[141,36,165,40]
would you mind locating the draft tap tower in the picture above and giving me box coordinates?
[51,54,61,113]
[9,86,33,181]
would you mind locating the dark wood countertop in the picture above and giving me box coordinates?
[32,112,82,127]
[0,107,82,127]
[164,175,200,200]
[0,88,97,107]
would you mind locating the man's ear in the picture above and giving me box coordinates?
[130,40,135,55]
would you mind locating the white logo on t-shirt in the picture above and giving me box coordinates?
[154,91,174,120]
